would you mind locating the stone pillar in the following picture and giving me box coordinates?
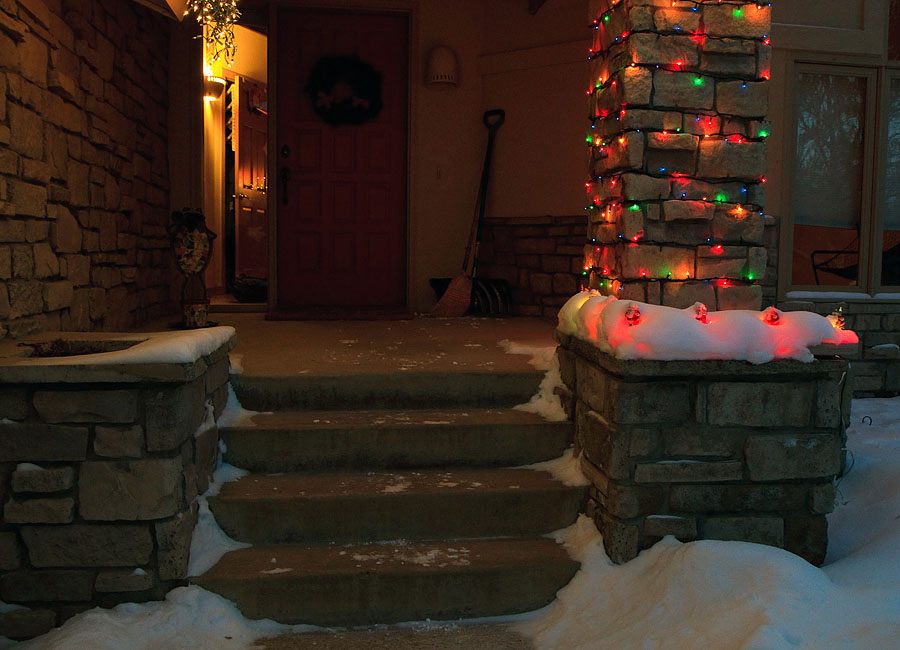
[557,332,849,565]
[584,0,771,310]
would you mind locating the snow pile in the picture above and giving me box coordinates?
[520,397,900,650]
[525,448,590,487]
[216,384,268,429]
[513,351,567,422]
[498,339,556,370]
[17,586,287,650]
[558,291,857,364]
[499,340,567,421]
[187,457,251,578]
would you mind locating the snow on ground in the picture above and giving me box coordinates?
[13,397,900,650]
[15,586,290,650]
[558,291,857,364]
[518,396,900,650]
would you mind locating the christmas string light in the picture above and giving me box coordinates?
[185,0,241,65]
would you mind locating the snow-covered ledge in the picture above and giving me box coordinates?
[555,293,852,565]
[0,327,235,641]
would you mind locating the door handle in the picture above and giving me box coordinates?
[280,166,291,205]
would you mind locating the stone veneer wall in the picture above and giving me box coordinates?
[0,0,176,341]
[0,335,232,641]
[785,299,900,396]
[478,216,585,318]
[556,332,850,566]
[584,0,772,311]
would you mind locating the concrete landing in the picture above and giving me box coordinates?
[256,624,533,650]
[201,315,556,378]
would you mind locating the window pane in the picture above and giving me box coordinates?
[883,77,900,285]
[792,72,866,286]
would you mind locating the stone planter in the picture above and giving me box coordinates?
[0,329,234,640]
[556,331,850,566]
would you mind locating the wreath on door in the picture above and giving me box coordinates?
[304,55,384,125]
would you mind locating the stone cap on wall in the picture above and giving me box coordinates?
[557,331,850,380]
[0,328,236,384]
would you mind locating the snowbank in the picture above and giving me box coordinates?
[558,291,857,364]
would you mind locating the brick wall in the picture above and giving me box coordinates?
[584,0,772,310]
[478,216,585,318]
[0,0,176,341]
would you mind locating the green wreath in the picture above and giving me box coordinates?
[304,55,383,125]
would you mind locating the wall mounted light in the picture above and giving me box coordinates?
[425,45,458,86]
[203,75,226,100]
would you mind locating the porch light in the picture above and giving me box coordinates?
[203,75,226,100]
[425,46,458,86]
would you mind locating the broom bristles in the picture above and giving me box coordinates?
[430,274,472,317]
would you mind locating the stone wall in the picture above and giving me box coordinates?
[0,333,232,641]
[0,0,176,341]
[557,331,850,565]
[584,0,772,310]
[478,216,585,318]
[786,299,900,396]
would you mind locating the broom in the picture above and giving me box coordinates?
[430,109,505,317]
[429,214,478,317]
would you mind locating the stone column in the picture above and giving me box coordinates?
[584,0,771,310]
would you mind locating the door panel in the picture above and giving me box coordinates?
[276,9,408,309]
[234,77,269,283]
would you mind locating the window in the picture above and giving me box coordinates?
[778,0,900,294]
[785,63,900,292]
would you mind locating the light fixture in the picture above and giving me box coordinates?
[203,75,226,100]
[425,45,458,86]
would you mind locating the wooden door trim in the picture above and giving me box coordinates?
[266,1,417,314]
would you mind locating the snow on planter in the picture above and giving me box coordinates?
[558,290,857,364]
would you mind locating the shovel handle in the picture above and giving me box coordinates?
[483,109,505,129]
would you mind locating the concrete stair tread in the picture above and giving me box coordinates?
[220,408,572,472]
[208,467,585,544]
[230,372,543,410]
[214,467,576,501]
[200,537,573,579]
[195,537,578,625]
[220,407,560,431]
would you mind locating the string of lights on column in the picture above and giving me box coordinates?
[582,0,771,297]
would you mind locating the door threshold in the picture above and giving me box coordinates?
[266,308,415,321]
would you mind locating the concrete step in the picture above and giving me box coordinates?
[194,537,579,626]
[256,624,533,650]
[208,467,585,544]
[229,371,542,411]
[220,409,573,472]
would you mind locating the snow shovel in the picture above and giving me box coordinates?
[431,109,507,317]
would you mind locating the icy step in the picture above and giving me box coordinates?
[208,467,585,544]
[194,538,579,626]
[220,408,572,472]
[230,370,542,411]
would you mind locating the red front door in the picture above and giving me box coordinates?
[276,9,408,310]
